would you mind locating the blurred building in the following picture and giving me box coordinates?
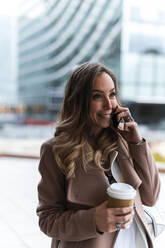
[121,0,165,123]
[18,0,165,123]
[0,15,18,106]
[17,0,122,119]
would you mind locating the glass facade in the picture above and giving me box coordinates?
[18,0,165,121]
[0,15,17,105]
[120,0,165,104]
[18,0,122,111]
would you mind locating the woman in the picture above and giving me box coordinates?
[37,62,160,248]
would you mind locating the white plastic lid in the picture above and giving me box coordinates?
[107,183,136,200]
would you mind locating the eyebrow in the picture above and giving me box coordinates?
[92,88,115,93]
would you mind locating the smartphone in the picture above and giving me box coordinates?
[111,106,120,128]
[111,106,125,129]
[111,109,133,128]
[111,112,119,128]
[111,113,126,129]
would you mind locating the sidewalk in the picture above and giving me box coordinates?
[0,157,165,247]
[0,157,51,248]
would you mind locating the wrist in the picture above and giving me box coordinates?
[128,138,144,145]
[95,207,104,235]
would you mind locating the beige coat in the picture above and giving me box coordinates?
[36,138,160,248]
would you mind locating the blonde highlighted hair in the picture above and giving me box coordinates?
[53,62,121,179]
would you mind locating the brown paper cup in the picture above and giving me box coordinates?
[107,195,135,208]
[106,183,136,208]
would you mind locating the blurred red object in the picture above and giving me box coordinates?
[22,119,54,125]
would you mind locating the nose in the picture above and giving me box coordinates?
[103,97,115,110]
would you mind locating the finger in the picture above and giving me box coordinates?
[123,121,138,131]
[114,106,129,114]
[121,217,134,229]
[108,206,134,216]
[96,200,109,210]
[113,211,134,224]
[114,216,134,231]
[105,207,134,224]
[99,200,109,209]
[112,207,134,221]
[116,110,132,123]
[124,113,134,122]
[101,209,134,232]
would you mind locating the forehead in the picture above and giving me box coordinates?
[93,72,115,91]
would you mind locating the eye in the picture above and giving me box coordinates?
[109,92,116,98]
[92,94,103,100]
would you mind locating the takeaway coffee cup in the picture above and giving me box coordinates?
[106,183,136,208]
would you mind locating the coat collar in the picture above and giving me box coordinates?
[110,139,142,189]
[67,139,142,207]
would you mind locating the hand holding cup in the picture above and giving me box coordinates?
[95,183,136,233]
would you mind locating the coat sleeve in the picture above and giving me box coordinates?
[128,139,161,206]
[36,142,98,241]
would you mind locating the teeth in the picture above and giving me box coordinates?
[98,113,111,118]
[99,114,110,117]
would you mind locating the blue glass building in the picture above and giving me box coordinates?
[18,0,165,122]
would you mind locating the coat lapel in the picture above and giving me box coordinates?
[67,140,142,208]
[113,140,142,189]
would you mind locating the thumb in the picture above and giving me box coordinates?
[97,200,108,209]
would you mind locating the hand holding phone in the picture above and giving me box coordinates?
[111,105,134,129]
[111,105,142,143]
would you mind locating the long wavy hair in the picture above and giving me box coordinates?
[53,62,121,178]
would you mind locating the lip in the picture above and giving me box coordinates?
[98,113,111,118]
[98,112,112,115]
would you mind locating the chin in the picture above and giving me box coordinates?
[102,124,110,129]
[91,119,110,130]
[98,122,110,129]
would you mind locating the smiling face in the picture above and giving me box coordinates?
[89,72,118,134]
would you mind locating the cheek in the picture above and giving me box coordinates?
[90,101,101,114]
[89,103,100,123]
[112,99,118,108]
[90,107,97,119]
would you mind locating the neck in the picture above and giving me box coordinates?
[88,127,103,139]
